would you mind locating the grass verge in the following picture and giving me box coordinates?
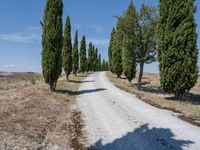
[106,71,200,127]
[0,73,88,150]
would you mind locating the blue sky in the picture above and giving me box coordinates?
[0,0,199,73]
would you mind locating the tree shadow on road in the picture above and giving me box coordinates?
[55,88,107,96]
[69,80,95,84]
[88,124,194,150]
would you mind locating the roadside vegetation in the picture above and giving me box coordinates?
[107,72,200,127]
[41,0,108,92]
[0,73,88,149]
[108,1,198,99]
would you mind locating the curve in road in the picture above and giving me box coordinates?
[77,72,200,150]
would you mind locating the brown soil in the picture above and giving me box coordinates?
[0,74,88,150]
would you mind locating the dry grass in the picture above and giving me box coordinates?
[0,73,88,150]
[107,71,200,127]
[0,74,42,90]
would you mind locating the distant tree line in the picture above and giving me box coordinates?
[41,0,108,91]
[108,0,198,98]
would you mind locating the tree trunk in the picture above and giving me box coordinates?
[175,92,183,100]
[50,82,55,91]
[66,74,69,81]
[138,62,144,89]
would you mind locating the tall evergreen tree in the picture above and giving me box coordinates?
[105,61,109,71]
[98,53,101,71]
[102,59,106,71]
[72,30,79,76]
[79,35,87,74]
[41,0,63,91]
[158,0,198,98]
[102,59,109,71]
[108,28,115,72]
[122,1,137,82]
[87,42,94,72]
[94,48,99,71]
[136,4,158,88]
[63,16,72,80]
[92,45,96,71]
[112,18,123,78]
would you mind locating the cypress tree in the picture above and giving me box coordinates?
[87,43,95,72]
[63,16,72,81]
[112,18,123,78]
[98,53,101,71]
[72,30,79,76]
[86,58,90,72]
[41,0,63,91]
[87,42,92,71]
[105,61,109,71]
[122,1,137,82]
[102,59,106,71]
[108,28,115,72]
[158,0,198,98]
[94,48,99,71]
[92,45,96,71]
[79,35,87,74]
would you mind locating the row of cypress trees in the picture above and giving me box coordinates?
[109,0,198,98]
[41,0,104,91]
[109,2,157,86]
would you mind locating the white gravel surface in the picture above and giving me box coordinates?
[77,72,200,150]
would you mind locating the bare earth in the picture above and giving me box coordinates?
[0,74,87,150]
[77,72,200,150]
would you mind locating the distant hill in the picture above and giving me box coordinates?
[0,72,41,77]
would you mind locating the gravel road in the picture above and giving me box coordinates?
[77,72,200,150]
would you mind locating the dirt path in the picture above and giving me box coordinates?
[77,72,200,150]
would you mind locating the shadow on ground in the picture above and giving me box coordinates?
[133,82,200,105]
[88,124,194,150]
[165,92,200,105]
[55,88,107,95]
[140,86,164,95]
[69,79,95,83]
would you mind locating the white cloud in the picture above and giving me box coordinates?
[89,24,102,33]
[87,38,109,47]
[0,34,40,43]
[3,64,16,67]
[29,27,41,31]
[0,27,41,43]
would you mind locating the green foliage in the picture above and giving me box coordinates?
[87,42,95,72]
[30,76,36,85]
[112,18,123,78]
[136,4,157,63]
[122,1,137,82]
[79,35,87,74]
[122,35,137,82]
[63,16,72,80]
[72,30,79,76]
[98,54,102,71]
[101,59,108,71]
[41,0,63,91]
[136,4,158,86]
[108,28,115,72]
[94,48,99,71]
[158,0,198,97]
